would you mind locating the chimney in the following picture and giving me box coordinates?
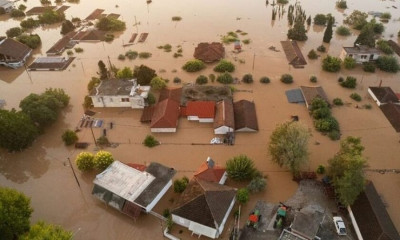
[206,157,215,169]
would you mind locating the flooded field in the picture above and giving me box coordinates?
[1,0,400,239]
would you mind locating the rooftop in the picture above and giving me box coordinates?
[300,86,329,108]
[214,99,235,129]
[380,103,400,132]
[343,46,381,54]
[186,101,216,118]
[158,88,182,103]
[194,158,226,183]
[369,86,399,104]
[291,207,324,239]
[233,100,259,131]
[0,38,32,61]
[150,98,180,129]
[181,85,232,106]
[193,42,225,63]
[90,79,149,97]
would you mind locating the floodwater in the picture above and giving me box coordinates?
[1,0,400,239]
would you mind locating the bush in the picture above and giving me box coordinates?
[316,165,326,174]
[150,76,167,90]
[312,107,331,119]
[171,16,182,21]
[237,188,249,204]
[343,57,356,69]
[242,74,253,83]
[66,50,73,55]
[277,0,288,3]
[314,14,327,25]
[62,129,78,145]
[364,104,372,109]
[10,9,25,18]
[38,10,65,24]
[363,62,376,72]
[336,0,347,9]
[280,74,293,84]
[96,136,109,146]
[214,59,235,73]
[147,92,156,105]
[138,52,152,59]
[173,176,189,193]
[125,50,138,60]
[74,47,83,53]
[143,135,159,147]
[6,27,23,38]
[96,17,126,31]
[380,12,391,20]
[173,77,181,84]
[328,130,341,140]
[75,152,95,171]
[116,67,133,79]
[83,95,93,109]
[322,55,341,72]
[376,56,400,73]
[216,73,233,84]
[94,151,114,170]
[17,34,41,49]
[310,76,317,83]
[260,76,270,84]
[209,73,216,82]
[314,116,339,132]
[308,49,318,59]
[336,26,351,36]
[376,40,394,55]
[333,98,344,106]
[317,45,326,52]
[350,93,362,101]
[344,10,368,30]
[340,76,357,88]
[182,59,205,72]
[118,54,125,60]
[226,155,256,181]
[18,4,27,11]
[247,177,267,193]
[60,20,75,35]
[87,77,100,91]
[196,75,208,85]
[104,34,114,42]
[20,18,40,29]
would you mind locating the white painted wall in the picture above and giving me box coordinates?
[214,126,234,135]
[341,50,380,64]
[189,221,218,239]
[235,127,257,132]
[145,180,172,212]
[216,197,235,237]
[172,215,191,228]
[368,88,382,106]
[91,95,146,108]
[151,128,176,133]
[218,172,228,185]
[188,116,214,123]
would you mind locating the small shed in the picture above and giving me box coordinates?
[233,100,258,132]
[290,206,324,240]
[193,42,225,63]
[300,86,329,109]
[214,99,235,135]
[368,86,400,106]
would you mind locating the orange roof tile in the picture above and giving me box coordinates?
[186,101,215,118]
[194,162,226,183]
[150,99,180,129]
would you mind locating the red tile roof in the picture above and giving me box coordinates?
[214,99,235,129]
[186,101,215,118]
[126,163,147,171]
[151,99,180,129]
[194,42,225,63]
[194,162,226,183]
[159,88,182,104]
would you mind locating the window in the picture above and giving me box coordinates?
[121,98,130,102]
[361,55,368,59]
[97,97,101,102]
[348,54,353,58]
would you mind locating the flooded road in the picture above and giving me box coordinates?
[1,0,400,238]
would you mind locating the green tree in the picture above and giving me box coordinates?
[226,155,256,181]
[328,137,366,205]
[196,75,208,85]
[376,56,400,73]
[335,26,351,36]
[17,34,41,49]
[0,109,38,151]
[20,221,72,240]
[313,14,327,25]
[0,187,33,240]
[10,9,25,18]
[322,55,342,72]
[247,177,267,193]
[133,65,157,85]
[216,72,233,84]
[213,59,235,73]
[97,60,108,80]
[343,57,356,69]
[242,74,253,83]
[20,18,40,29]
[173,176,189,193]
[287,19,308,41]
[60,20,75,35]
[354,23,375,48]
[323,16,333,43]
[307,49,318,59]
[376,39,393,55]
[340,76,357,88]
[344,10,368,30]
[236,188,249,204]
[150,76,167,90]
[75,152,95,171]
[6,27,23,38]
[143,135,159,147]
[146,92,156,105]
[61,129,78,146]
[116,67,133,79]
[269,121,310,176]
[94,151,114,170]
[38,10,65,24]
[96,17,126,31]
[182,59,206,72]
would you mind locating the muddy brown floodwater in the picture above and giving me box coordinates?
[1,0,400,239]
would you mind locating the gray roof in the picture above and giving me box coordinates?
[0,38,31,61]
[286,89,305,103]
[291,207,324,239]
[343,46,381,54]
[369,87,399,104]
[233,100,259,131]
[134,162,176,207]
[90,79,134,96]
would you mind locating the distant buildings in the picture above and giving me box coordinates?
[90,79,150,109]
[0,38,32,69]
[340,46,381,63]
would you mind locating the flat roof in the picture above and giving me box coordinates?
[93,161,155,203]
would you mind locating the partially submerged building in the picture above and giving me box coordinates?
[280,40,307,66]
[90,79,150,108]
[194,157,227,185]
[150,98,180,133]
[368,86,399,106]
[340,46,381,63]
[0,38,32,69]
[171,178,236,239]
[92,161,176,218]
[185,101,216,123]
[193,42,225,63]
[233,100,258,132]
[300,86,329,109]
[0,0,14,13]
[214,99,235,134]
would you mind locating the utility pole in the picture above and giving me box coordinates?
[67,157,81,188]
[90,124,97,146]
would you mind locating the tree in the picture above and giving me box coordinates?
[196,75,208,85]
[17,34,41,49]
[116,67,133,79]
[328,137,366,205]
[247,177,267,193]
[269,121,310,176]
[313,14,327,25]
[75,152,95,171]
[340,76,357,88]
[0,109,38,151]
[173,176,189,193]
[94,151,114,170]
[354,23,375,48]
[96,17,126,31]
[216,72,233,84]
[280,74,293,84]
[242,74,253,84]
[343,57,356,69]
[335,26,351,36]
[20,221,72,240]
[20,18,40,29]
[0,187,33,240]
[133,65,157,85]
[97,60,108,80]
[287,19,308,41]
[60,20,75,35]
[10,9,25,18]
[323,16,333,43]
[322,55,342,72]
[336,0,347,9]
[226,155,256,181]
[150,76,167,90]
[38,10,65,24]
[307,49,318,59]
[143,135,159,147]
[182,59,206,72]
[6,27,23,38]
[61,129,78,145]
[344,10,368,30]
[376,56,400,73]
[376,39,393,55]
[213,59,235,73]
[236,188,249,204]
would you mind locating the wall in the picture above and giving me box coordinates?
[151,128,177,133]
[216,197,235,237]
[367,88,381,106]
[214,126,234,135]
[145,180,172,212]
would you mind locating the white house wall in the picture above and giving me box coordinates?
[367,88,382,106]
[145,180,172,212]
[235,127,257,132]
[214,126,234,135]
[189,221,218,239]
[151,128,176,133]
[172,215,191,228]
[218,172,228,185]
[188,116,214,123]
[91,95,146,108]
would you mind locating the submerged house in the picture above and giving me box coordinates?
[171,178,236,239]
[368,86,400,106]
[300,86,329,109]
[194,157,227,185]
[233,100,258,132]
[193,42,225,63]
[150,98,180,133]
[92,161,176,218]
[340,46,381,63]
[380,102,400,132]
[90,79,150,108]
[214,99,235,134]
[0,38,32,69]
[0,0,14,13]
[185,101,216,123]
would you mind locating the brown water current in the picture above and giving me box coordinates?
[1,0,400,239]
